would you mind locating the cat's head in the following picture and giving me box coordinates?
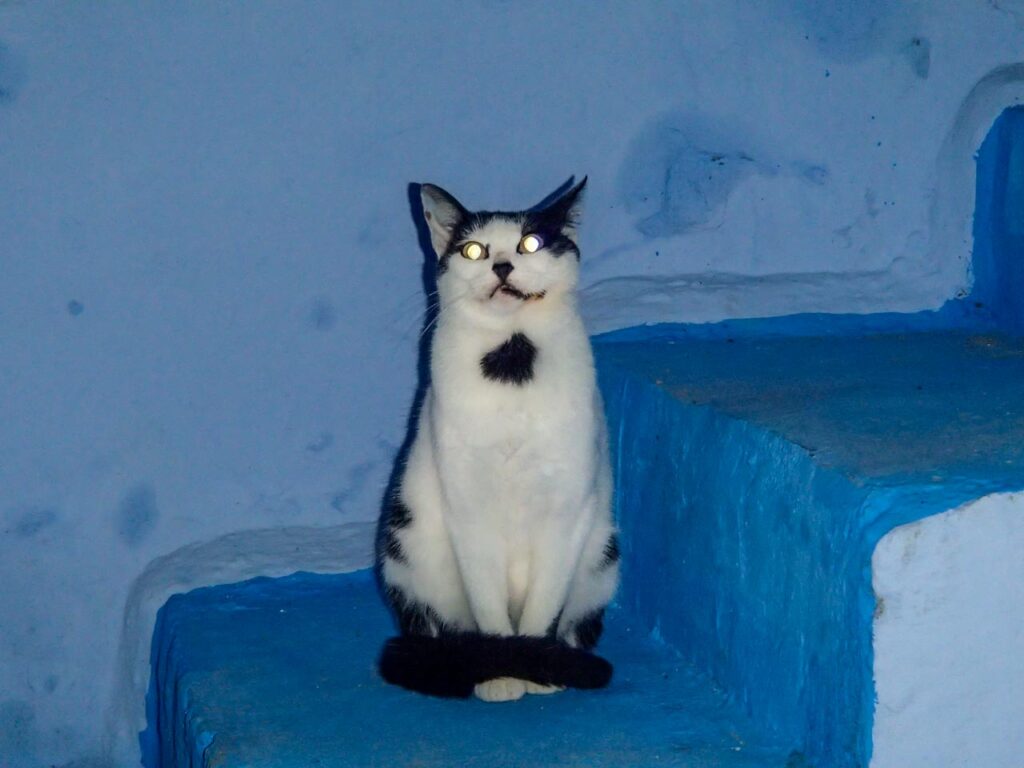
[419,179,586,318]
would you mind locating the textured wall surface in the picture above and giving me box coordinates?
[1,2,1023,766]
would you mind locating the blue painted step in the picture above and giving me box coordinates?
[594,328,1024,768]
[148,570,795,768]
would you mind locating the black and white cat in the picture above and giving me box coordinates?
[378,179,619,702]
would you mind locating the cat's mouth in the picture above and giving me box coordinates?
[490,283,546,302]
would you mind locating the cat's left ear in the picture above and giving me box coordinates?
[542,176,587,243]
[420,183,468,258]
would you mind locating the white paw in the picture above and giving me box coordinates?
[525,681,565,695]
[474,677,527,702]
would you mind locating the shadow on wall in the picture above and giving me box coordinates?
[371,184,440,586]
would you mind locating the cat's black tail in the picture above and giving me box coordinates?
[378,632,613,698]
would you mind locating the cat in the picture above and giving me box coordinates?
[377,178,619,703]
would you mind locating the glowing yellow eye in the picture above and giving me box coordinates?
[519,234,544,254]
[461,241,486,260]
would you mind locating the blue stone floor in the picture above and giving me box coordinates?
[597,330,1024,487]
[592,328,1024,767]
[148,570,796,768]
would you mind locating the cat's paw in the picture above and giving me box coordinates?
[474,677,527,702]
[525,681,565,695]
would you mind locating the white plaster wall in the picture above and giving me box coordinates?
[1,2,1023,766]
[872,492,1024,768]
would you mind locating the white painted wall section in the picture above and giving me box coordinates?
[871,492,1024,768]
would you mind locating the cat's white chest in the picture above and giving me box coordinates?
[473,400,568,474]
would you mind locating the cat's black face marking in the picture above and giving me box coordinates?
[522,176,585,259]
[480,332,537,385]
[521,210,580,260]
[434,178,586,270]
[438,211,579,266]
[380,498,414,564]
[599,533,620,570]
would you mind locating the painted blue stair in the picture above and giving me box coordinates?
[147,570,795,768]
[594,325,1024,768]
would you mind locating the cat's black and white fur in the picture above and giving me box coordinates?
[377,179,619,702]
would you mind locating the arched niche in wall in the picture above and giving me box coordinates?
[973,104,1024,333]
[929,64,1024,311]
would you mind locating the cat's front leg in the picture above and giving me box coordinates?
[446,519,515,636]
[517,505,593,638]
[442,483,525,702]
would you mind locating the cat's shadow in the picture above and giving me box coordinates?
[374,184,440,607]
[374,178,580,612]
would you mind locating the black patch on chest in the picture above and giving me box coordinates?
[480,332,537,385]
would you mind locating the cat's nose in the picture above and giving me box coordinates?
[492,261,514,282]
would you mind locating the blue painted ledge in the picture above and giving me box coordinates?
[593,325,1024,768]
[147,570,796,767]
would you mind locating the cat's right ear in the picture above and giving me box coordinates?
[420,184,468,258]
